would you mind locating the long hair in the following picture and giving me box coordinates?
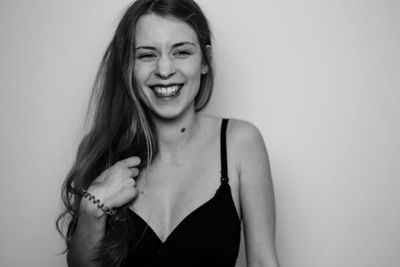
[56,0,213,266]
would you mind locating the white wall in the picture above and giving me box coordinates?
[0,0,399,267]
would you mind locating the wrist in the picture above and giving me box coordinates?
[79,197,107,219]
[79,189,116,218]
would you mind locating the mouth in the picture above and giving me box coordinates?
[149,83,184,98]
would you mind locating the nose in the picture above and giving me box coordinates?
[155,55,176,79]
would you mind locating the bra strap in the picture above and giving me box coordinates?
[220,118,229,183]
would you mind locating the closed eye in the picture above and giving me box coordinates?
[173,50,192,58]
[136,53,157,60]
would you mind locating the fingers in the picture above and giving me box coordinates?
[126,179,139,199]
[130,167,139,178]
[131,187,139,199]
[119,156,141,168]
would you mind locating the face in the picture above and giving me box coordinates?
[133,13,208,120]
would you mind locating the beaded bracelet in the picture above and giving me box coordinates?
[80,189,116,216]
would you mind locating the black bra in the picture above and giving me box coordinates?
[124,119,241,267]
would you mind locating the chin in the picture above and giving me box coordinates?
[150,107,184,121]
[149,102,195,121]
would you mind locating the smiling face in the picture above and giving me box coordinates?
[133,13,208,120]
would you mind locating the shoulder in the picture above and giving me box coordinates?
[226,118,265,151]
[197,114,266,153]
[225,118,270,180]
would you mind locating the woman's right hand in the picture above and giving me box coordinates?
[82,156,141,215]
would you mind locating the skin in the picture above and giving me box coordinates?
[133,14,208,120]
[67,14,279,267]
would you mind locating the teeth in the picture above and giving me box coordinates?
[153,85,180,97]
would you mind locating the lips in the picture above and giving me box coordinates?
[149,83,184,98]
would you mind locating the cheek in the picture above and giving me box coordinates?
[181,60,203,82]
[133,65,151,104]
[133,64,147,84]
[134,60,157,81]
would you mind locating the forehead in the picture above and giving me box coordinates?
[135,13,198,46]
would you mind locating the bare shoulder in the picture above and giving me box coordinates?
[197,115,267,158]
[226,118,270,181]
[226,118,266,151]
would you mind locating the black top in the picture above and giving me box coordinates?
[124,119,241,267]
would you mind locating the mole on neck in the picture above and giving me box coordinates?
[180,127,186,133]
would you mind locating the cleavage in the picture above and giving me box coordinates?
[130,169,220,243]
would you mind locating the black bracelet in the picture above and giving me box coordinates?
[80,189,116,216]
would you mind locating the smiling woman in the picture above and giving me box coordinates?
[56,0,279,267]
[134,14,208,119]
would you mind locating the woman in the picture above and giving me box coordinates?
[57,0,279,266]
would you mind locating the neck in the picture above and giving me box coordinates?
[152,110,199,155]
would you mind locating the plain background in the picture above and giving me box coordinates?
[0,0,399,266]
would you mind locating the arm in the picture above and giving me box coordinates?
[232,120,280,267]
[67,157,141,267]
[67,200,107,267]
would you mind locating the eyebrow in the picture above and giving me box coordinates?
[135,42,196,51]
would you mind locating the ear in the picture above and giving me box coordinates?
[201,66,209,75]
[201,45,212,75]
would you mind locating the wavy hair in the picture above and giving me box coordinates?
[56,0,213,266]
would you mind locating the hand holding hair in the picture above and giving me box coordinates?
[81,156,141,217]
